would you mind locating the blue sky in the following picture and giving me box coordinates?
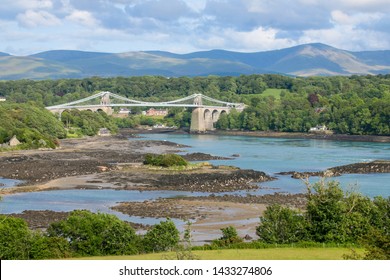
[1,0,390,55]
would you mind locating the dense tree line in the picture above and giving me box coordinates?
[0,74,389,135]
[0,210,179,259]
[216,90,389,135]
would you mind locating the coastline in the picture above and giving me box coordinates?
[1,129,389,243]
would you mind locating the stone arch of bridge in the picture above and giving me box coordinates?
[203,109,213,130]
[212,109,220,122]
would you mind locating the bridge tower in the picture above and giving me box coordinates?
[190,94,229,133]
[98,92,113,115]
[101,92,111,105]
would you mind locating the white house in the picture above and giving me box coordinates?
[309,125,328,132]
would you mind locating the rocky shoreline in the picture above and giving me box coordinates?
[1,130,389,239]
[7,210,151,231]
[277,160,390,179]
[112,193,308,221]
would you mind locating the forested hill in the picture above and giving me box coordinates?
[0,74,389,136]
[1,43,390,79]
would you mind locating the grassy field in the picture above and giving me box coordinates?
[79,247,364,260]
[261,88,283,99]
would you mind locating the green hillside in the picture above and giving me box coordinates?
[1,43,390,79]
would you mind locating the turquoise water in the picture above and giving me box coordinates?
[1,134,389,224]
[141,134,390,197]
[0,189,205,227]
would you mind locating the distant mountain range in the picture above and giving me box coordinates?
[1,43,390,80]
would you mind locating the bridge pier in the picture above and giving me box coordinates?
[190,107,228,133]
[190,108,206,132]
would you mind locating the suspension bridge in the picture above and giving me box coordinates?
[46,91,246,132]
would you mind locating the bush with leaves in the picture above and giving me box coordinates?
[47,210,139,257]
[0,215,70,260]
[212,226,243,247]
[0,216,32,259]
[142,219,180,253]
[29,233,71,260]
[305,180,386,244]
[144,153,188,167]
[257,179,390,260]
[256,204,308,244]
[306,180,347,243]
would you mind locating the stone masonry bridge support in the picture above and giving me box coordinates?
[190,107,229,132]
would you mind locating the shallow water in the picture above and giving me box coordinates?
[0,134,389,227]
[141,134,390,197]
[0,178,23,188]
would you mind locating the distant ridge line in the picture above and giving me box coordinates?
[1,43,390,80]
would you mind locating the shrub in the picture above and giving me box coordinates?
[0,216,31,259]
[256,204,308,244]
[47,210,139,256]
[142,219,180,253]
[212,226,243,247]
[29,233,71,259]
[144,153,188,167]
[0,215,71,260]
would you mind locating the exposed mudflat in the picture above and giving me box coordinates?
[277,160,390,179]
[1,129,388,242]
[8,210,151,231]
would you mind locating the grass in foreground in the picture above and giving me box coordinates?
[77,248,364,260]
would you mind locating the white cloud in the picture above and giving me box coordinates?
[65,10,100,27]
[195,26,295,52]
[16,10,60,27]
[1,0,390,54]
[245,0,267,13]
[331,10,383,26]
[2,0,53,10]
[300,25,390,51]
[227,27,295,51]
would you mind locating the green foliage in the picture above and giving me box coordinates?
[47,210,139,257]
[0,212,185,259]
[256,204,308,244]
[142,219,180,253]
[0,215,70,260]
[0,216,31,259]
[144,153,188,167]
[305,180,383,244]
[61,110,118,136]
[164,108,192,128]
[163,220,200,260]
[361,227,390,260]
[1,74,389,137]
[306,180,347,243]
[212,226,243,247]
[0,102,66,149]
[29,233,71,260]
[256,179,389,259]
